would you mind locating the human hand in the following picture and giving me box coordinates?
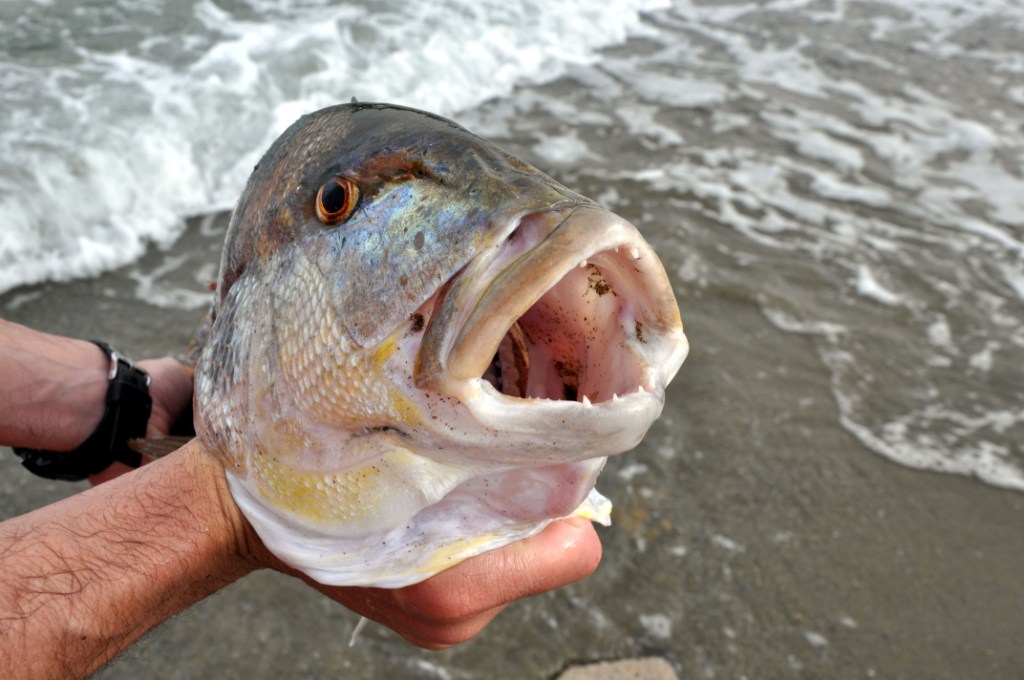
[138,357,195,438]
[90,357,194,485]
[0,440,601,679]
[257,518,602,649]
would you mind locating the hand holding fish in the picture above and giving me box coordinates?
[136,357,195,441]
[267,514,601,650]
[88,356,195,484]
[0,437,601,679]
[275,515,601,650]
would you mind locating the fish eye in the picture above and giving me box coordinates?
[316,176,360,225]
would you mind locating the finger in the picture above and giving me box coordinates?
[396,604,508,650]
[299,518,601,649]
[393,517,602,625]
[138,358,194,436]
[322,587,507,650]
[354,517,601,648]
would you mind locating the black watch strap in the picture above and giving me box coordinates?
[12,340,153,481]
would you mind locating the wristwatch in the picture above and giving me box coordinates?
[12,340,153,481]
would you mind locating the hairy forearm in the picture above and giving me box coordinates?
[0,319,108,451]
[0,441,256,679]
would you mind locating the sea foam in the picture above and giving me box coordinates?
[0,0,663,294]
[565,0,1024,494]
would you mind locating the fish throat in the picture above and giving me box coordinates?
[475,255,647,404]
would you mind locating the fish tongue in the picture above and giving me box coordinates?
[496,321,529,398]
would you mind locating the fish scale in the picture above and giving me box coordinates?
[274,254,406,428]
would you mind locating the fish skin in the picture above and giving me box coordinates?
[194,103,688,587]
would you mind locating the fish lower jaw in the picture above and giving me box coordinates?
[428,377,667,464]
[473,372,661,406]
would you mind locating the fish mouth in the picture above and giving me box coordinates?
[415,205,688,462]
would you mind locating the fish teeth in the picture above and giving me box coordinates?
[581,394,592,408]
[637,384,645,394]
[630,246,640,260]
[612,392,620,402]
[578,259,589,268]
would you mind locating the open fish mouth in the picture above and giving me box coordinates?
[415,204,688,461]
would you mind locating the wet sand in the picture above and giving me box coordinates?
[2,214,1021,679]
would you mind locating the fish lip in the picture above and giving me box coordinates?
[414,204,687,456]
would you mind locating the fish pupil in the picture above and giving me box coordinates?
[321,180,349,215]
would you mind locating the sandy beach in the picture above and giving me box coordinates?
[2,214,1021,679]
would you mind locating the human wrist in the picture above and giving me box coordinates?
[0,322,109,451]
[175,440,266,574]
[31,337,109,450]
[11,338,159,481]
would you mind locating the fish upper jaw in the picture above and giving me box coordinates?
[410,205,688,465]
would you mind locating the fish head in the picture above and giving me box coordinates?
[194,103,688,586]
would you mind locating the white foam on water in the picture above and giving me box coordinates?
[616,103,686,149]
[804,631,829,647]
[925,315,956,353]
[624,72,730,109]
[410,659,453,680]
[837,394,1024,493]
[968,341,999,373]
[855,265,902,307]
[795,131,865,173]
[760,307,847,344]
[616,463,649,481]
[710,534,744,553]
[0,0,662,294]
[589,0,1024,494]
[530,130,600,167]
[810,174,891,209]
[128,254,214,310]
